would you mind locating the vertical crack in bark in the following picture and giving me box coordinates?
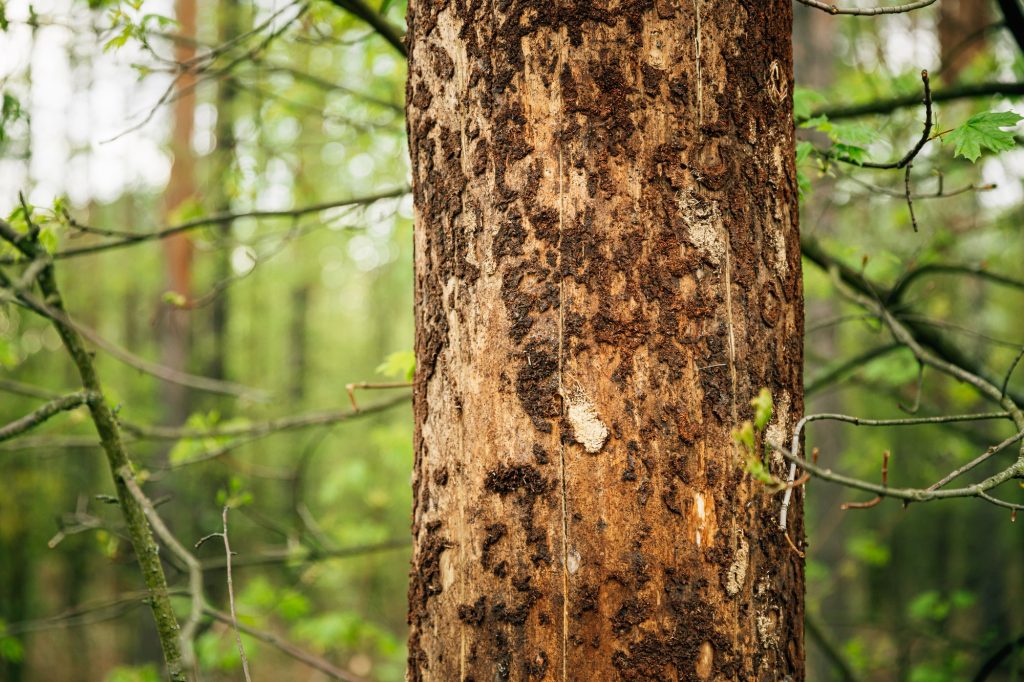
[693,0,703,126]
[555,26,570,682]
[724,230,740,441]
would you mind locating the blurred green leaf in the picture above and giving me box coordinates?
[376,350,415,381]
[752,388,773,431]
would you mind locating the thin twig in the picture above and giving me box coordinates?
[345,381,413,411]
[221,507,252,682]
[841,450,889,510]
[778,411,1014,529]
[322,0,406,56]
[1002,347,1024,399]
[812,80,1024,121]
[46,188,408,260]
[0,391,95,442]
[204,607,366,681]
[796,0,937,16]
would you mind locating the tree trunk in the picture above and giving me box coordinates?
[407,2,805,680]
[939,0,991,80]
[160,0,198,426]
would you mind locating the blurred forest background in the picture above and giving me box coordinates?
[0,0,1022,680]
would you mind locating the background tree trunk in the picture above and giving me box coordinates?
[407,2,805,680]
[939,0,992,80]
[160,0,198,427]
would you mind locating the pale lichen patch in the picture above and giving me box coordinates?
[564,385,609,454]
[567,548,581,575]
[757,610,779,649]
[765,390,791,468]
[677,190,724,264]
[725,535,749,596]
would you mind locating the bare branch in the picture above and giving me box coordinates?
[204,606,366,681]
[48,188,409,260]
[322,0,406,57]
[812,81,1024,121]
[0,224,189,680]
[220,507,252,682]
[200,538,409,570]
[0,391,95,442]
[0,272,268,401]
[121,468,204,675]
[795,0,937,16]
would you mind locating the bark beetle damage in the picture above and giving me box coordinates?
[410,0,803,679]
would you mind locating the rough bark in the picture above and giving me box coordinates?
[407,2,805,680]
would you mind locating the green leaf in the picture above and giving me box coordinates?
[828,121,880,147]
[847,532,890,567]
[0,636,23,664]
[732,421,755,453]
[946,111,1023,162]
[833,143,868,165]
[751,388,773,431]
[795,141,814,164]
[744,456,777,485]
[376,350,415,381]
[793,87,826,122]
[908,590,948,622]
[162,291,188,308]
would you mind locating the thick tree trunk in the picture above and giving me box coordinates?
[407,2,804,680]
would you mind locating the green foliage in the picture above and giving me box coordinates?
[846,531,890,567]
[376,350,415,381]
[292,611,402,658]
[795,141,815,198]
[0,629,23,664]
[0,93,20,146]
[102,2,177,53]
[908,590,975,623]
[167,411,251,467]
[801,114,882,165]
[752,387,773,431]
[733,389,783,488]
[196,628,260,673]
[793,86,826,122]
[103,665,161,682]
[216,475,253,509]
[945,111,1023,163]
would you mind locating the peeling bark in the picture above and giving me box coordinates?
[408,2,804,680]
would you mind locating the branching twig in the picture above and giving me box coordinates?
[345,381,413,411]
[0,222,189,680]
[778,411,1017,529]
[204,607,366,681]
[0,272,268,400]
[121,468,204,675]
[199,508,252,682]
[47,188,408,260]
[812,81,1024,121]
